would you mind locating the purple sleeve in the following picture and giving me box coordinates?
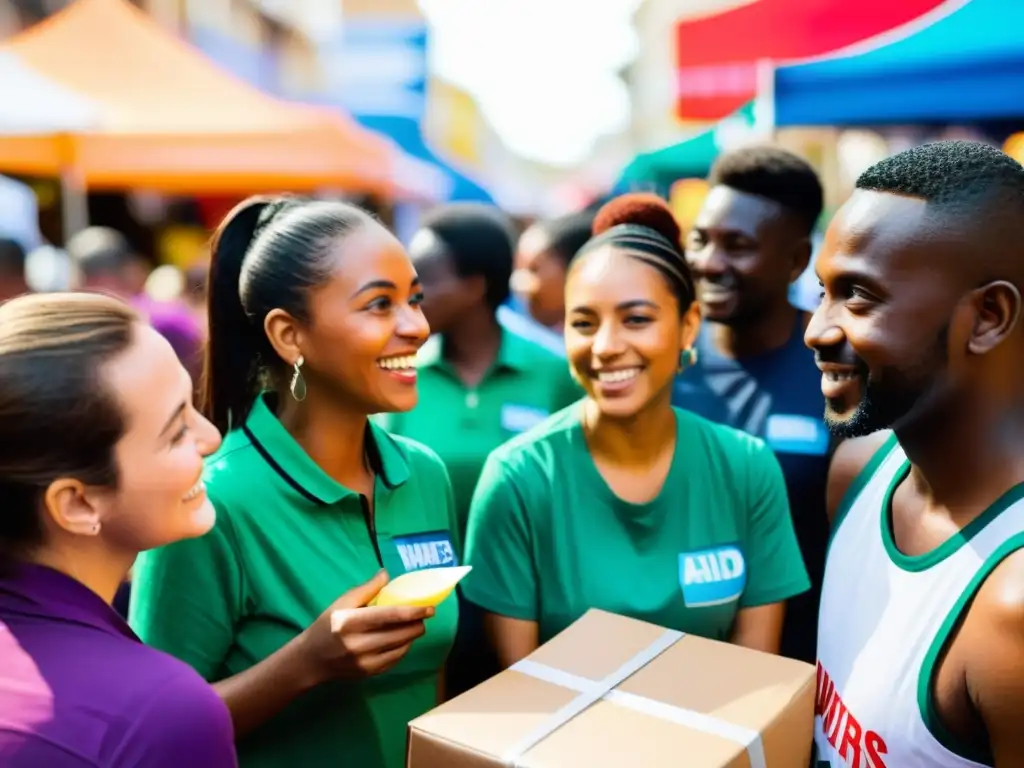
[149,315,204,382]
[111,672,237,768]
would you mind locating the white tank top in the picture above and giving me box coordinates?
[814,433,1024,768]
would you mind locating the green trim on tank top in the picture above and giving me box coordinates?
[825,431,899,558]
[916,532,1024,767]
[881,463,1024,572]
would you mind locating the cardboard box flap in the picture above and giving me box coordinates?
[526,607,676,681]
[408,609,814,768]
[618,633,814,734]
[411,664,583,760]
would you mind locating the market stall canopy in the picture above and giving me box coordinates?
[0,0,444,199]
[618,103,756,193]
[773,0,1024,126]
[358,115,488,203]
[620,129,720,193]
[674,0,950,121]
[0,51,100,135]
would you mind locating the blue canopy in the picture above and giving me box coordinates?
[774,0,1024,126]
[356,115,492,203]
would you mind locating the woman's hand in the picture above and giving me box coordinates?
[300,570,434,685]
[215,570,434,737]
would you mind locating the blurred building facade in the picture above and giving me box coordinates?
[0,0,322,90]
[5,0,629,217]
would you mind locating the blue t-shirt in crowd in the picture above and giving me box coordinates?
[671,314,831,663]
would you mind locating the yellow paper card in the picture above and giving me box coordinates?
[371,565,472,608]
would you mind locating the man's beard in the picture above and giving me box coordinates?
[825,326,950,440]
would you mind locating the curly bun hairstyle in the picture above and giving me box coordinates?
[576,193,693,311]
[591,193,683,246]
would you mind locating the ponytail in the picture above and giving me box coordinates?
[201,197,274,435]
[200,195,376,434]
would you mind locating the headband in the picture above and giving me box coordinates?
[577,223,694,302]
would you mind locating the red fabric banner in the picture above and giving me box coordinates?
[675,0,951,120]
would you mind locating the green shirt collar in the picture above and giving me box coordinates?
[417,328,536,375]
[243,393,410,505]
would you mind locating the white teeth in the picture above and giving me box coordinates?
[182,479,205,502]
[825,371,856,382]
[596,367,641,384]
[378,355,418,371]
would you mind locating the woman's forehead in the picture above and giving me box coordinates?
[567,247,670,305]
[319,228,416,292]
[104,324,189,434]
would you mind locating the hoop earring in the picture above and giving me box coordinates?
[678,347,698,372]
[290,356,307,402]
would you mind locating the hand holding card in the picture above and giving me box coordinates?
[370,565,472,608]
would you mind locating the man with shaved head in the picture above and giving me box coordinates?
[808,140,1024,767]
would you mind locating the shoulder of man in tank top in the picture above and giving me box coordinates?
[954,547,1024,763]
[824,431,893,523]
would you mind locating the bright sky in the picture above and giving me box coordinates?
[419,0,643,168]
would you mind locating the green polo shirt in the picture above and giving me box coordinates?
[377,329,580,536]
[462,404,810,645]
[129,393,460,768]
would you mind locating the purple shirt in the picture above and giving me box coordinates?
[0,563,237,767]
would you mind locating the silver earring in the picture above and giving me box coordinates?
[91,522,100,535]
[290,356,307,402]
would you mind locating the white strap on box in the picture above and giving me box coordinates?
[501,630,766,768]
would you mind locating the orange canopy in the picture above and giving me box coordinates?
[0,0,438,198]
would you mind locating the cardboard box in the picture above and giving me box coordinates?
[408,609,815,768]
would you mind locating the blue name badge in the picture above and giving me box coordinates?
[765,414,830,456]
[679,545,747,608]
[500,403,549,434]
[393,531,458,572]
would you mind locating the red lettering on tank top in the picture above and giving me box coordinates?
[815,661,889,768]
[838,713,863,768]
[826,696,847,748]
[816,662,832,715]
[865,731,888,768]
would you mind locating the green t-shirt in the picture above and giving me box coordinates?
[130,394,460,768]
[462,404,810,644]
[377,329,580,537]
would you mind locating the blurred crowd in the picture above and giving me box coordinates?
[6,112,1024,768]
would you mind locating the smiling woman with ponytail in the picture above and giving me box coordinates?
[130,196,462,768]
